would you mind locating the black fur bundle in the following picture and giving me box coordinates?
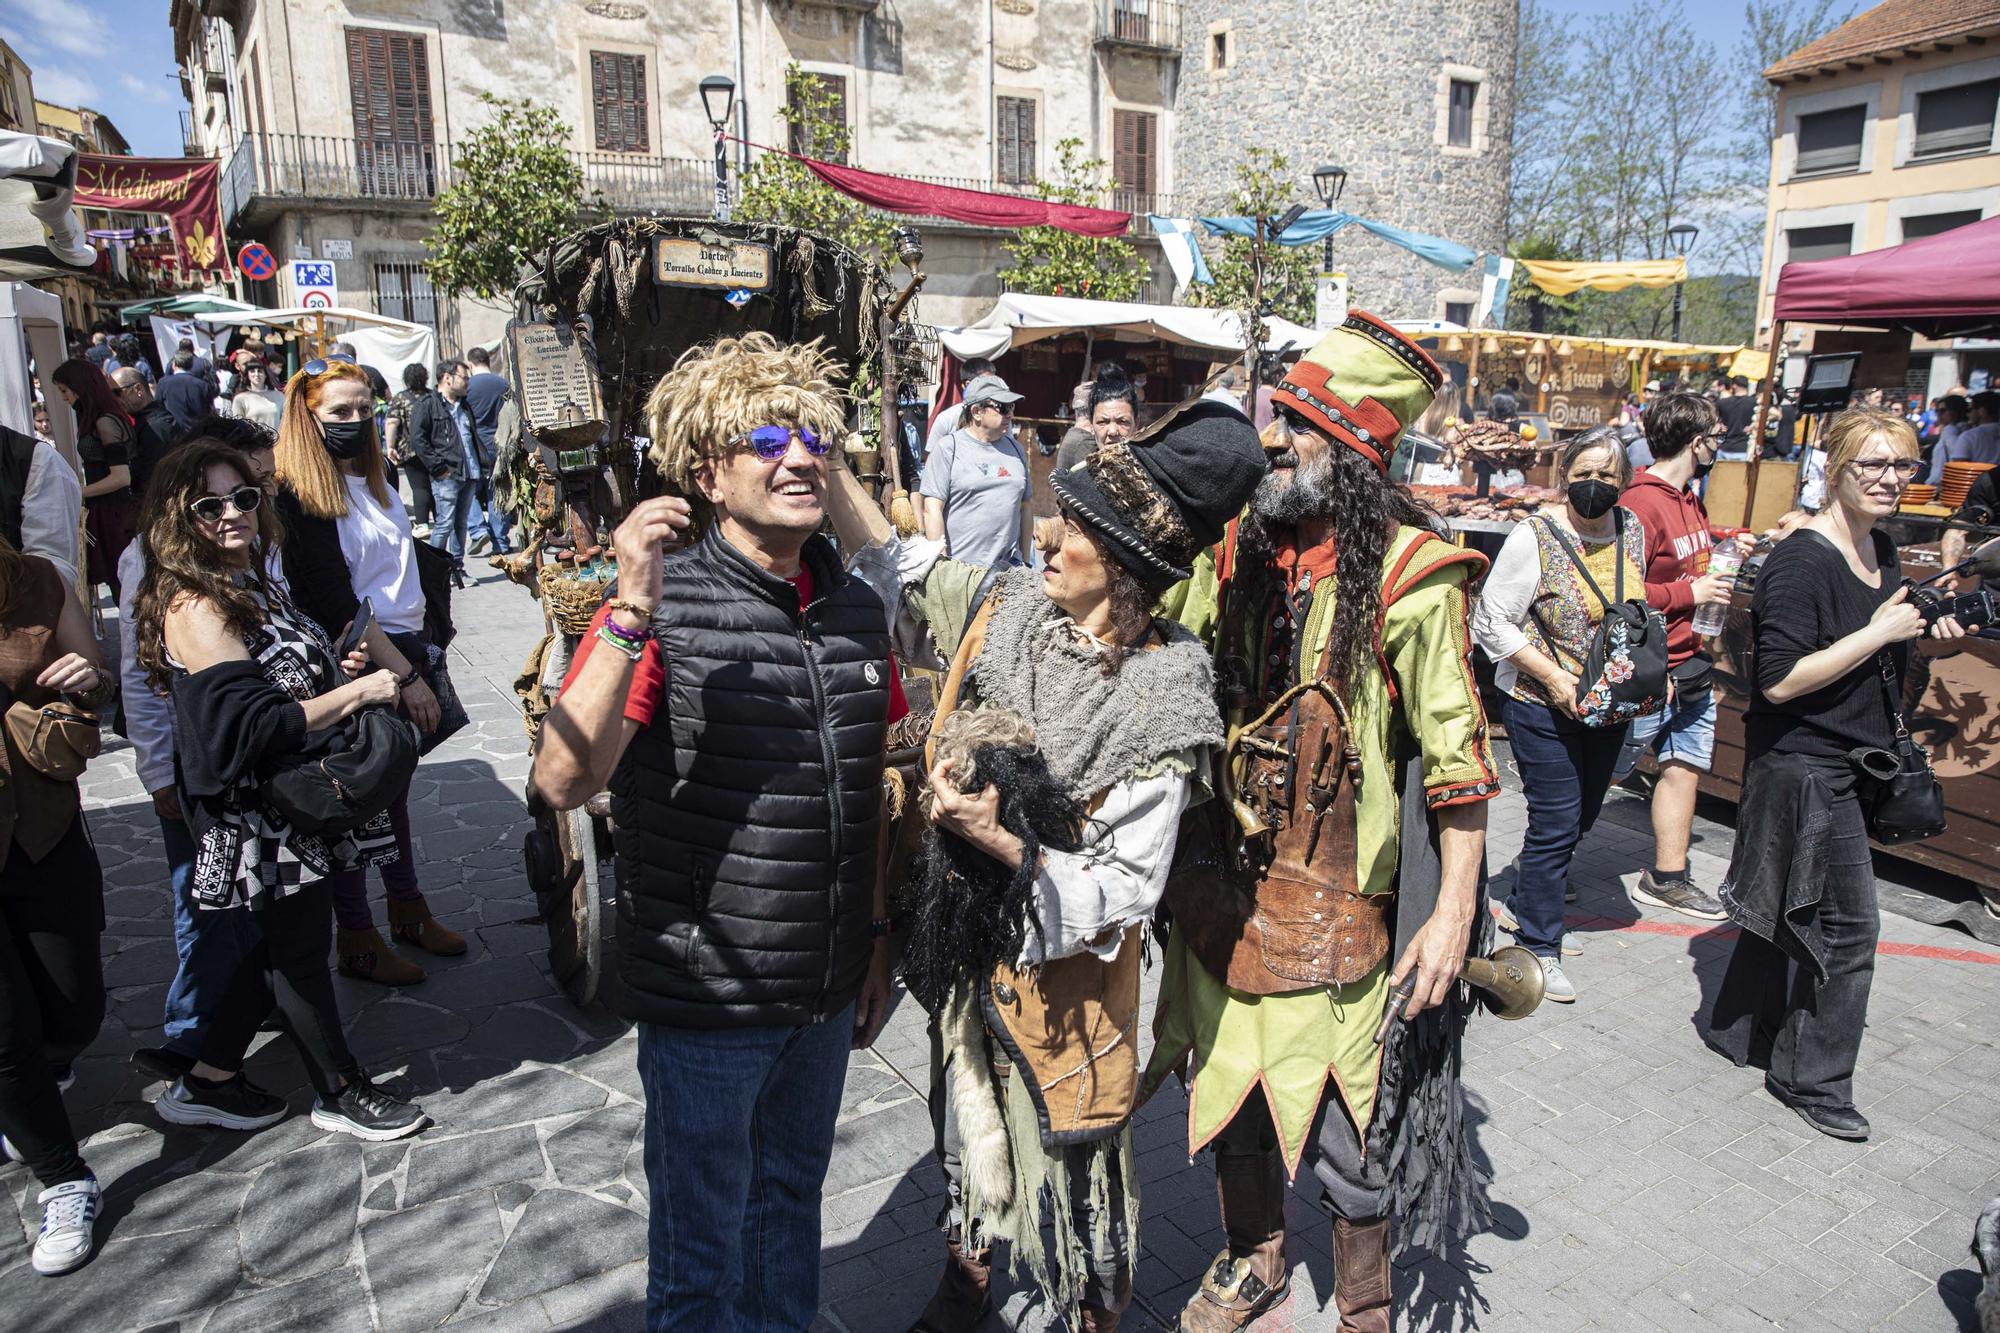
[903,745,1091,1013]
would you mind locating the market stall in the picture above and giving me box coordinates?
[935,293,1316,514]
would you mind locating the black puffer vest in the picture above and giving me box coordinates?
[609,527,891,1029]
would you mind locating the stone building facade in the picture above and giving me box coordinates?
[168,0,1515,355]
[1173,0,1517,323]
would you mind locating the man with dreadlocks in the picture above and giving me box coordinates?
[1151,313,1498,1333]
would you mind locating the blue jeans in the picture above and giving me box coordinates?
[160,814,258,1058]
[1614,686,1717,779]
[638,1006,854,1332]
[429,473,469,570]
[1503,696,1628,957]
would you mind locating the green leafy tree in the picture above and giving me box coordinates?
[736,64,896,262]
[1506,0,1855,345]
[1179,148,1316,326]
[997,137,1148,301]
[425,94,599,302]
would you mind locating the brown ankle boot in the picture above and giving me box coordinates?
[337,926,426,985]
[1332,1216,1392,1333]
[907,1235,991,1333]
[387,896,466,957]
[1177,1149,1289,1331]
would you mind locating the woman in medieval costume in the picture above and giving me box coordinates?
[828,399,1266,1333]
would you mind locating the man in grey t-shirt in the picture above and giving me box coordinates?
[921,372,1033,568]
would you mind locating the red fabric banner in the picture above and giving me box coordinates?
[786,153,1131,238]
[73,155,233,276]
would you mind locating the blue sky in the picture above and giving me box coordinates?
[1,0,184,155]
[1,0,1807,159]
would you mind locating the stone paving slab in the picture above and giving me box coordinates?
[2,569,1996,1331]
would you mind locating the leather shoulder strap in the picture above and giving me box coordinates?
[923,590,1001,772]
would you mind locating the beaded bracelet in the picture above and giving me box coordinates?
[594,623,646,661]
[598,614,654,647]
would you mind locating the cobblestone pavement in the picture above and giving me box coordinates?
[3,568,1997,1332]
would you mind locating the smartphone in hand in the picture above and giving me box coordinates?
[339,597,378,662]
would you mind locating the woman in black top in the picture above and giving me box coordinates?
[1707,409,1964,1142]
[51,359,138,600]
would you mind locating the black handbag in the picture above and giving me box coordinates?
[263,705,420,835]
[1862,649,1945,845]
[1527,511,1670,728]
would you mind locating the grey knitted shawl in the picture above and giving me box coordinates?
[967,568,1223,801]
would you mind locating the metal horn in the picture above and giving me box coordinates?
[1461,944,1547,1020]
[1374,944,1548,1044]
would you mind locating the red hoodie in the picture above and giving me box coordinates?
[1620,468,1719,667]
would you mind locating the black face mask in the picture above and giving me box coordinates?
[1567,479,1619,520]
[1692,452,1717,479]
[321,418,374,461]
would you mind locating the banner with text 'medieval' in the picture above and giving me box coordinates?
[73,155,233,276]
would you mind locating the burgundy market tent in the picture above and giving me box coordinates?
[1771,214,2000,337]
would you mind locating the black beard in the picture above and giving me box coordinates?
[1241,447,1339,562]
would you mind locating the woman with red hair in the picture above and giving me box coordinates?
[50,358,138,600]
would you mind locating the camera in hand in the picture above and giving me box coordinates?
[1910,583,1999,632]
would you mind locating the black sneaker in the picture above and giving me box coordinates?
[155,1075,288,1131]
[310,1080,427,1142]
[130,1047,198,1083]
[1632,870,1727,921]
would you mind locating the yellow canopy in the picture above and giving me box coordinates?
[1516,258,1689,295]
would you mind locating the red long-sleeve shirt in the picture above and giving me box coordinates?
[1620,468,1720,667]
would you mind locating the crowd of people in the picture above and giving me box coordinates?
[0,312,1972,1333]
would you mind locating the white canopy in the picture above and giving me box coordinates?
[250,306,438,381]
[936,293,1320,362]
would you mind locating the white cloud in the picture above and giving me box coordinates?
[29,64,98,108]
[1,0,113,61]
[119,73,173,105]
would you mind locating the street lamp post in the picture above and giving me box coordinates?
[699,75,736,222]
[1311,163,1348,272]
[1666,221,1699,342]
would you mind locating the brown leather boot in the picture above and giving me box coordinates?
[388,895,467,956]
[1332,1216,1392,1333]
[1177,1149,1289,1331]
[338,926,426,985]
[907,1235,992,1333]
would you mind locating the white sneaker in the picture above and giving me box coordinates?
[1539,956,1577,1004]
[32,1174,99,1275]
[1493,902,1583,956]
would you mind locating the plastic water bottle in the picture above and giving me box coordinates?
[1691,536,1745,637]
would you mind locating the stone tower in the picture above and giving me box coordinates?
[1172,0,1517,323]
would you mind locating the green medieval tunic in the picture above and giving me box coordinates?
[1145,523,1498,1180]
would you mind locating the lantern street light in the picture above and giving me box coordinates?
[1311,164,1348,272]
[699,75,736,221]
[1665,221,1700,342]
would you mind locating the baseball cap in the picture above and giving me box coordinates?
[963,373,1024,407]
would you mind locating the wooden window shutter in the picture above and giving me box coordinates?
[1112,109,1155,205]
[997,96,1035,184]
[590,52,648,152]
[345,29,434,149]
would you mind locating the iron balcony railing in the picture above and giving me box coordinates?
[1093,0,1183,52]
[219,133,1196,233]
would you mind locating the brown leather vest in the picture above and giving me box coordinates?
[1165,673,1390,996]
[0,558,82,864]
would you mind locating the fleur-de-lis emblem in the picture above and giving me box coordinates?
[184,219,220,268]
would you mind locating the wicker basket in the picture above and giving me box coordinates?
[539,565,613,636]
